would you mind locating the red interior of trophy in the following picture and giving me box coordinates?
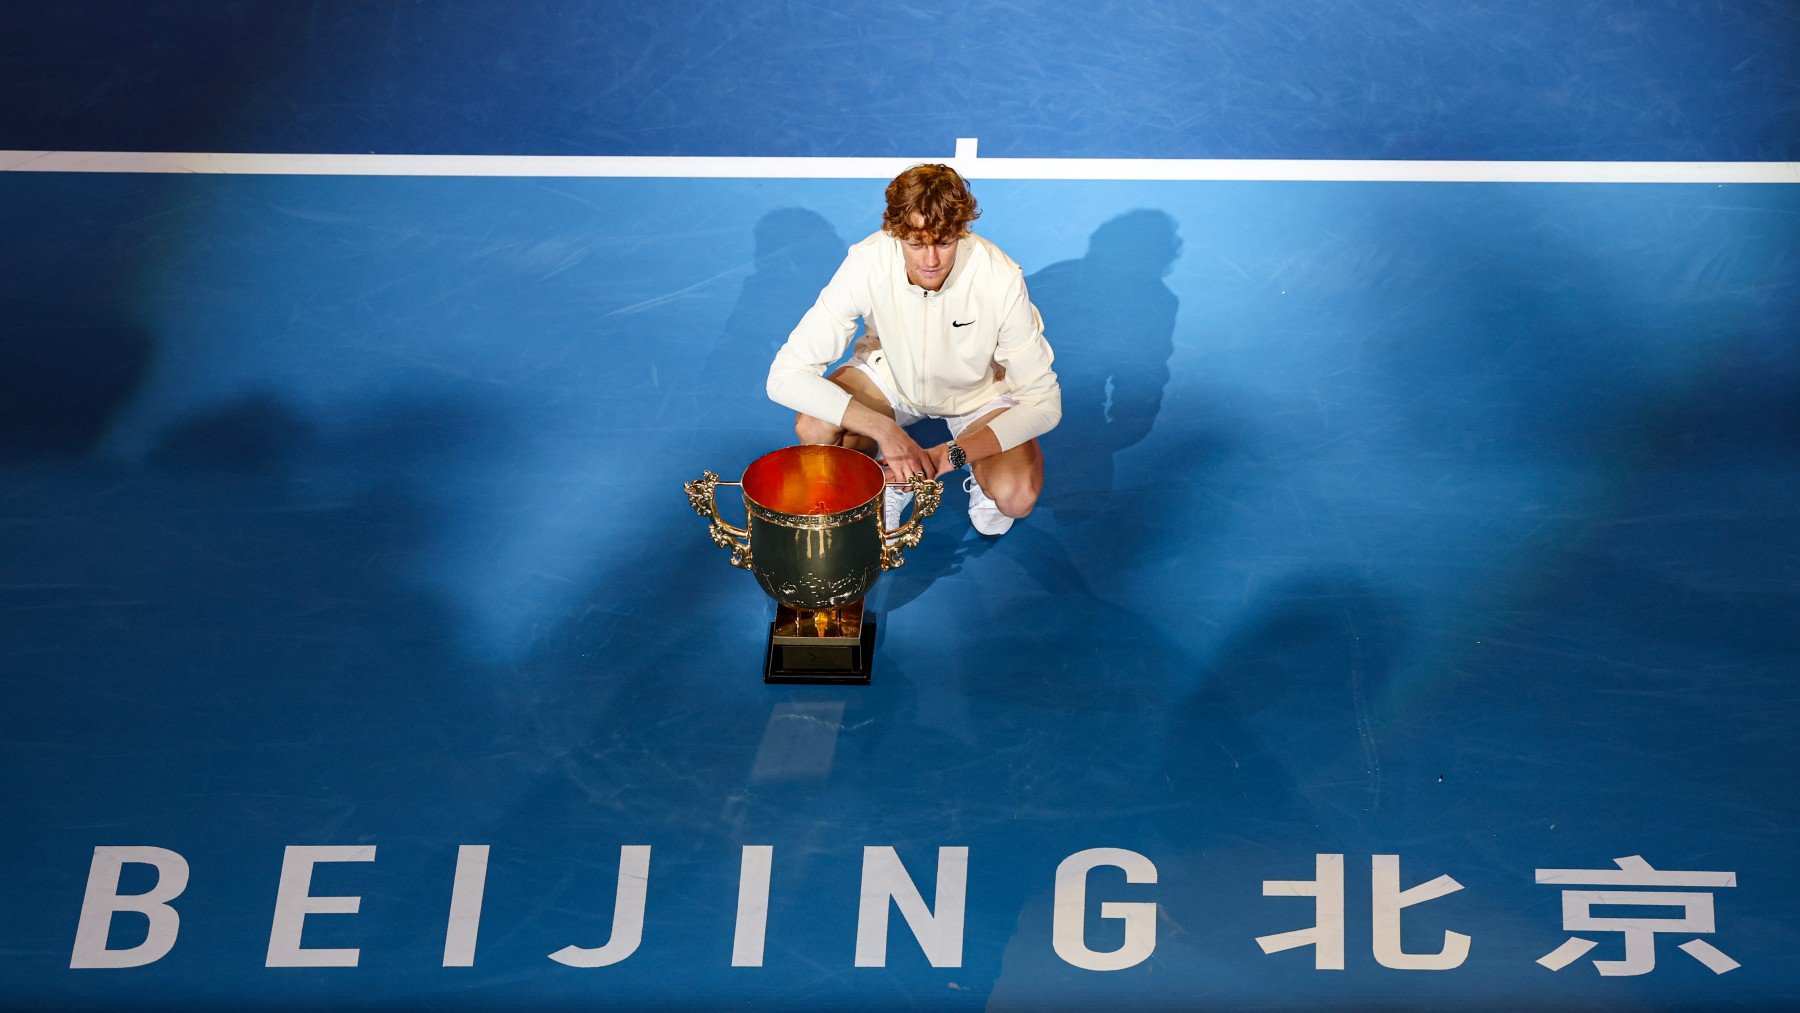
[742,445,884,516]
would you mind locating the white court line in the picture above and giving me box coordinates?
[2,138,1796,183]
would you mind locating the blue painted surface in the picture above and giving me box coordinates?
[1,0,1797,160]
[5,2,1800,1006]
[1,171,1797,1007]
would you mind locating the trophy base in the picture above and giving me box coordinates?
[764,601,875,685]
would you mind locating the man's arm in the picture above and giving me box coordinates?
[766,253,940,478]
[842,398,936,481]
[931,273,1060,473]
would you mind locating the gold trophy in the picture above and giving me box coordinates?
[685,445,941,683]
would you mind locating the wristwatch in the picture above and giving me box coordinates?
[946,441,967,470]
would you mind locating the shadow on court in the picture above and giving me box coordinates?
[1030,209,1182,526]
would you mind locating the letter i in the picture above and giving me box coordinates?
[443,845,490,967]
[733,846,774,967]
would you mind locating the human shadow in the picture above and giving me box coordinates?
[148,392,319,474]
[695,207,847,410]
[1172,568,1408,766]
[933,528,1361,1003]
[1028,210,1182,526]
[0,284,153,462]
[884,212,1189,608]
[667,206,855,497]
[0,383,547,995]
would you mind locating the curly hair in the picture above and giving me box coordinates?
[882,164,980,243]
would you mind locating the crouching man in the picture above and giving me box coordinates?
[766,163,1060,535]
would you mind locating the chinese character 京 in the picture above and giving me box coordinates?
[1536,855,1738,976]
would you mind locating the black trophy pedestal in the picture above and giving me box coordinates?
[764,601,875,684]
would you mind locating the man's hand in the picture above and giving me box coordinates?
[876,430,936,483]
[838,399,956,482]
[838,399,927,480]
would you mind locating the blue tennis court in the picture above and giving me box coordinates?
[2,2,1797,1008]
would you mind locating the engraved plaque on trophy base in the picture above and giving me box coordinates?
[764,600,876,684]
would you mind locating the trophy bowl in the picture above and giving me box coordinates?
[685,445,942,682]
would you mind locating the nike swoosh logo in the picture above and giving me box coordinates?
[952,319,974,327]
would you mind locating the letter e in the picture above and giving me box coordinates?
[266,845,376,967]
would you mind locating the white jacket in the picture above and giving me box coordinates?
[766,231,1061,452]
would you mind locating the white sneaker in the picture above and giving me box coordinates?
[883,484,914,529]
[964,475,1013,536]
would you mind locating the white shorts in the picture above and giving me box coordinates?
[848,350,1017,439]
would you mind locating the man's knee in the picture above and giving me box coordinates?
[986,473,1041,519]
[794,413,843,446]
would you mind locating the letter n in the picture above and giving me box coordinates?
[854,846,967,968]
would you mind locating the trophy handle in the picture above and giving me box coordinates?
[879,475,943,570]
[684,471,753,569]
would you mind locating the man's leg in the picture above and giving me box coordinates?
[959,407,1044,520]
[793,364,896,456]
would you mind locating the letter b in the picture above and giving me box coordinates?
[71,846,190,968]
